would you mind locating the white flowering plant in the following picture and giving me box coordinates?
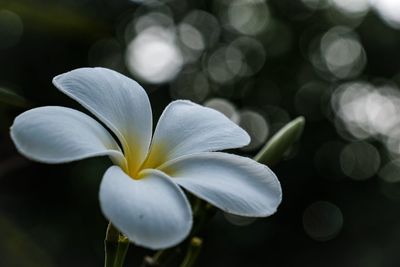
[10,67,304,267]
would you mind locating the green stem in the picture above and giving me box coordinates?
[104,223,129,267]
[190,203,216,235]
[141,248,176,267]
[141,199,208,267]
[179,237,203,267]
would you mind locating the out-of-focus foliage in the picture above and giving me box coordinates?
[1,0,400,266]
[255,116,305,166]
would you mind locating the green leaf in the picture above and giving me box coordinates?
[0,215,54,267]
[254,116,305,166]
[0,87,29,108]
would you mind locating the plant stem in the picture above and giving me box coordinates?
[142,247,177,267]
[190,203,216,236]
[179,237,203,267]
[140,199,209,267]
[104,223,129,267]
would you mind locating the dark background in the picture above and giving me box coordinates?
[1,0,400,266]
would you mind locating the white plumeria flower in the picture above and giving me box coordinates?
[10,67,282,249]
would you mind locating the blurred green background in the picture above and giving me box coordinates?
[1,0,400,266]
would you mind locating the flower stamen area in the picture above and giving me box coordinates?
[125,142,168,180]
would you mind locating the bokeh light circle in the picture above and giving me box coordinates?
[125,26,183,84]
[371,0,400,29]
[206,46,243,84]
[340,142,381,180]
[170,70,209,102]
[319,27,366,79]
[204,98,239,123]
[0,10,23,50]
[378,160,400,183]
[238,110,269,151]
[303,201,343,241]
[226,0,270,35]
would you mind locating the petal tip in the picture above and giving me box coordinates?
[241,128,251,146]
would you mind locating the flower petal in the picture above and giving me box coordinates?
[99,166,192,249]
[53,67,152,174]
[160,152,282,217]
[10,106,125,166]
[143,100,250,169]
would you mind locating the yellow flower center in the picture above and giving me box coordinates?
[123,142,168,180]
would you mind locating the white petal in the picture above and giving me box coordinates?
[99,166,192,249]
[53,67,152,174]
[143,100,250,169]
[160,152,282,217]
[10,106,125,166]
